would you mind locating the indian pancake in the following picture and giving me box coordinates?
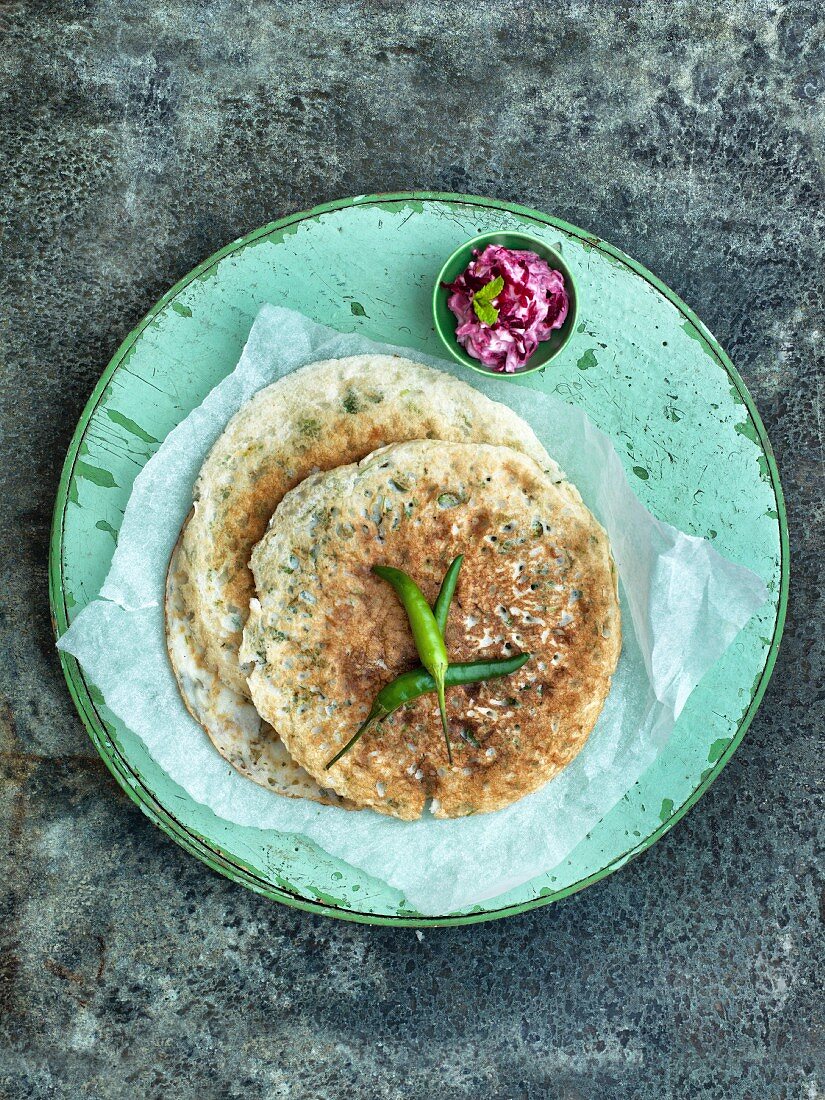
[240,439,621,819]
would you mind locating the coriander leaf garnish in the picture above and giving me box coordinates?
[472,275,504,326]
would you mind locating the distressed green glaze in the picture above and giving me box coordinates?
[49,193,787,926]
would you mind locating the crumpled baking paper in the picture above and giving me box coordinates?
[58,305,768,914]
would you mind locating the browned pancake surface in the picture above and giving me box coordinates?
[242,440,620,819]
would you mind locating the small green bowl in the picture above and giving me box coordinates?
[432,231,578,377]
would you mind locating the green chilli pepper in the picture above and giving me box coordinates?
[324,653,530,770]
[373,564,453,761]
[432,554,463,636]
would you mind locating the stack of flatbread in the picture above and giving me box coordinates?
[166,356,620,820]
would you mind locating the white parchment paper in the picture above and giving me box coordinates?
[58,306,768,913]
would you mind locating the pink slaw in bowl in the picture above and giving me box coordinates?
[444,244,569,373]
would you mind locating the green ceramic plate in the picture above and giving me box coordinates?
[49,193,787,926]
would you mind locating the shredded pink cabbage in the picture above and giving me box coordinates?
[444,244,569,372]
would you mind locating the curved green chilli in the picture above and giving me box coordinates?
[324,653,530,769]
[433,554,463,636]
[373,565,453,762]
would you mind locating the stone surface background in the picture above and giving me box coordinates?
[0,2,822,1097]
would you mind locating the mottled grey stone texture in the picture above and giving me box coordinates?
[1,1,822,1097]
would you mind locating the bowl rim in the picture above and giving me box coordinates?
[432,230,579,377]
